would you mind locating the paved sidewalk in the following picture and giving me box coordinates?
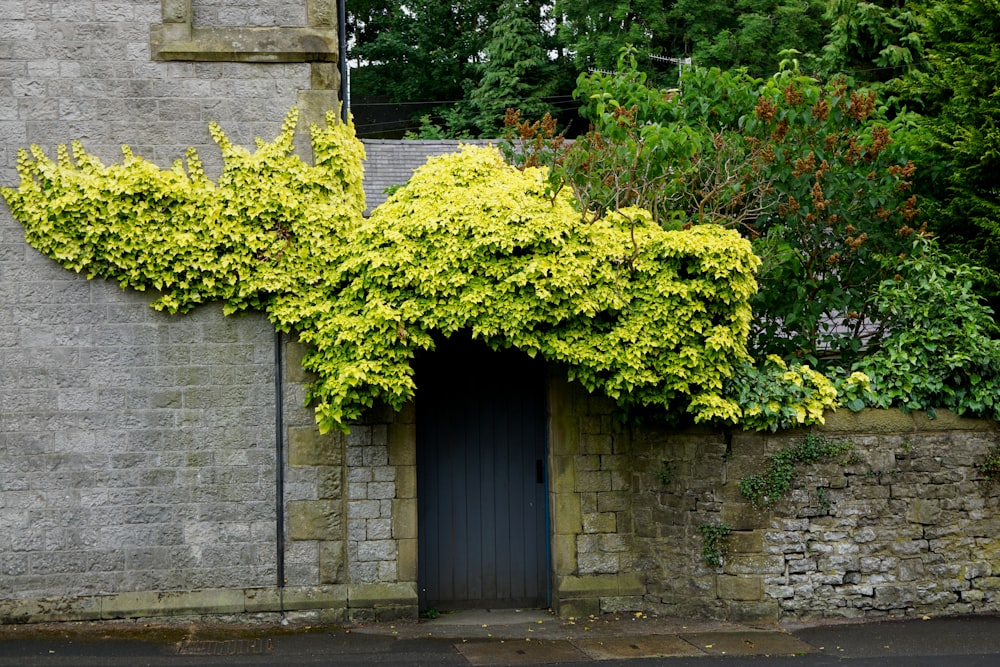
[2,609,1000,665]
[351,608,815,663]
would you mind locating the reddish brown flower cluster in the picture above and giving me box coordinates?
[901,196,920,222]
[864,125,892,163]
[772,118,789,143]
[783,83,804,106]
[503,110,566,170]
[792,152,816,178]
[812,98,830,122]
[614,104,638,127]
[847,90,877,121]
[810,181,830,212]
[754,96,777,122]
[887,161,917,179]
[845,232,868,250]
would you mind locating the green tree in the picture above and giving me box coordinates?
[468,0,567,135]
[671,0,829,76]
[912,0,1000,308]
[852,239,1000,420]
[555,0,674,75]
[819,0,925,81]
[349,0,503,103]
[511,52,924,366]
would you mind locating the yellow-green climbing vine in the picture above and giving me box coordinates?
[2,108,837,433]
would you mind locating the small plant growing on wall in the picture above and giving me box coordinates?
[978,444,1000,492]
[658,461,673,486]
[699,522,732,568]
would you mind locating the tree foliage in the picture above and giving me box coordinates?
[511,53,924,366]
[670,0,829,76]
[852,239,1000,420]
[820,0,925,82]
[467,0,562,135]
[909,0,1000,309]
[349,0,503,103]
[555,0,673,74]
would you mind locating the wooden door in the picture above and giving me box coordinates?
[415,336,549,610]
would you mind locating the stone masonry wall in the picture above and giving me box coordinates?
[746,411,1000,621]
[548,378,1000,622]
[1,0,339,622]
[0,271,279,619]
[280,336,418,623]
[344,402,419,621]
[628,410,1000,622]
[548,372,644,618]
[192,0,308,27]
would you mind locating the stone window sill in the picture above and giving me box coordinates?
[150,24,337,63]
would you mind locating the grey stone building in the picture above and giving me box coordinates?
[3,0,1000,626]
[0,0,352,622]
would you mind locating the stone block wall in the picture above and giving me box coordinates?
[344,402,418,621]
[1,0,340,622]
[0,271,280,621]
[4,3,1000,625]
[747,411,1000,620]
[548,373,644,618]
[192,0,309,27]
[281,336,347,617]
[279,337,417,622]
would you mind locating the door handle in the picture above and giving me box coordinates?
[536,459,544,484]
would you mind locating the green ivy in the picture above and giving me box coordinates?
[4,109,365,317]
[738,433,854,509]
[324,146,762,432]
[698,522,733,568]
[978,444,1000,492]
[4,108,797,433]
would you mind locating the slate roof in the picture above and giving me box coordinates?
[360,139,496,214]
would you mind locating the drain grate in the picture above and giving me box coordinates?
[178,638,272,656]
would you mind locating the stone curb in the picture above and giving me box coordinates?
[0,585,416,625]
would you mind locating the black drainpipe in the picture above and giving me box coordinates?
[338,0,349,121]
[274,330,286,615]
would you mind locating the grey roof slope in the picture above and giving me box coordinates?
[360,139,496,213]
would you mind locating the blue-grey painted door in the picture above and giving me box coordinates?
[415,336,549,610]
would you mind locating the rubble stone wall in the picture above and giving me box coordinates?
[550,377,1000,622]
